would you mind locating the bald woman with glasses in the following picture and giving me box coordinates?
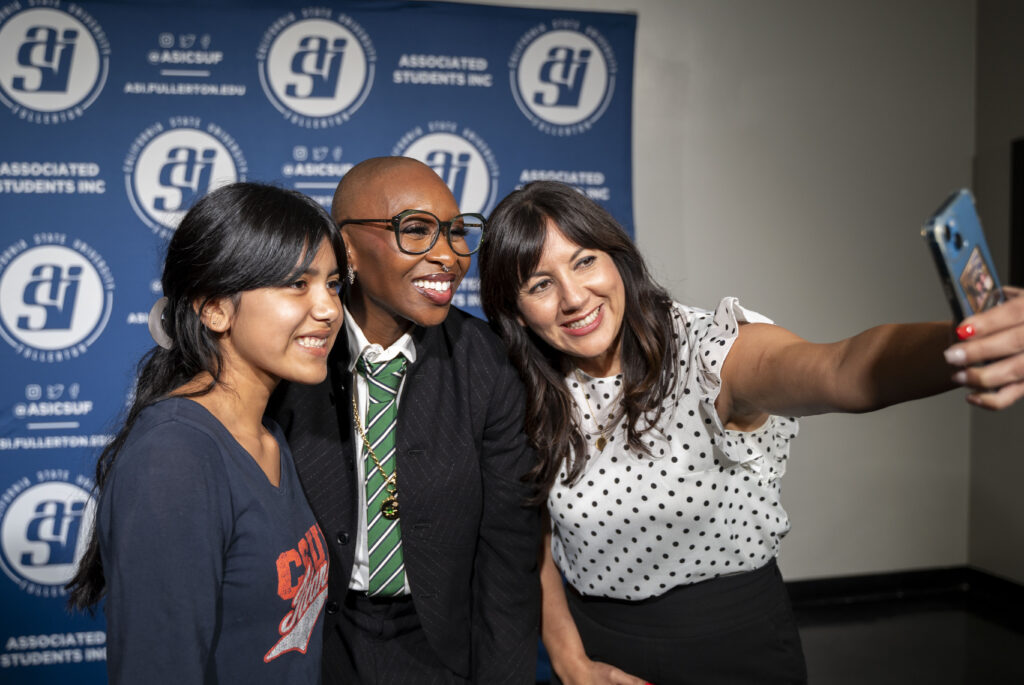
[270,157,540,685]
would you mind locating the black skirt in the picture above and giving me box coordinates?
[557,559,807,685]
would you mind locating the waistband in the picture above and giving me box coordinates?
[566,559,790,638]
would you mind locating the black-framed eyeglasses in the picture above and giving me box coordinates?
[338,209,486,256]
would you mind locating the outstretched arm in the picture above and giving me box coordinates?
[721,286,1024,425]
[719,319,956,427]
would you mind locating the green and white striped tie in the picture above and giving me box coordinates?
[357,354,407,597]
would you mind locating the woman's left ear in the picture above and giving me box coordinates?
[200,297,235,333]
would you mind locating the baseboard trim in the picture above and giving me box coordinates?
[786,566,1024,632]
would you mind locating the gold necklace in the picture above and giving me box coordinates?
[351,393,400,520]
[573,369,622,452]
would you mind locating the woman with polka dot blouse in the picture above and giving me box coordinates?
[478,181,1024,685]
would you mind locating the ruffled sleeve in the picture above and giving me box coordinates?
[690,297,772,398]
[722,415,799,478]
[675,298,799,474]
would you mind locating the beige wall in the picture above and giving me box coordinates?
[440,0,999,580]
[632,0,975,581]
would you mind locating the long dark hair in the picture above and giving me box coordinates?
[66,182,342,611]
[479,181,676,501]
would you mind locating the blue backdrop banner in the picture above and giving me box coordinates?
[0,1,635,681]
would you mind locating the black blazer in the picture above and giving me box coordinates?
[269,308,540,683]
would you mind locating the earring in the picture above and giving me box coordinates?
[347,263,356,285]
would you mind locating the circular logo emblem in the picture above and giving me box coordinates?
[509,24,616,136]
[124,119,248,239]
[393,125,500,215]
[257,11,376,128]
[0,237,114,362]
[0,477,97,597]
[0,6,110,124]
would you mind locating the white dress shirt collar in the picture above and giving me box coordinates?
[342,304,417,371]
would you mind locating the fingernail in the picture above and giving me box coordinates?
[952,370,967,385]
[944,347,967,365]
[956,324,975,340]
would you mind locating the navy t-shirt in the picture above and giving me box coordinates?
[98,397,327,684]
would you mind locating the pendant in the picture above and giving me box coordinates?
[596,435,607,451]
[381,496,399,520]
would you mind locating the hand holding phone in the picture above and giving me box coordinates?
[922,189,1005,322]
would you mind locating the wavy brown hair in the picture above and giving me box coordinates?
[479,181,676,501]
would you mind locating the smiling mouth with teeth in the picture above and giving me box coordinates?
[565,305,601,330]
[412,279,452,292]
[296,337,328,349]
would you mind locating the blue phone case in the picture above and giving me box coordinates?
[922,189,1005,321]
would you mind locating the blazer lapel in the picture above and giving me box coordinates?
[291,352,358,553]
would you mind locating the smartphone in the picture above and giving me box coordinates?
[922,189,1005,321]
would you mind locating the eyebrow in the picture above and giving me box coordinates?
[288,264,341,279]
[521,246,588,287]
[309,266,341,276]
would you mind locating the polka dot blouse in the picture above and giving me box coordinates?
[549,298,799,601]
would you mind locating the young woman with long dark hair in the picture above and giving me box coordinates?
[479,181,1024,685]
[67,182,344,684]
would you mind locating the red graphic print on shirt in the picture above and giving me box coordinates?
[264,523,329,662]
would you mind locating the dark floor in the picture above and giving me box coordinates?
[796,600,1024,684]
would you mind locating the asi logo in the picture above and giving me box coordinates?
[257,10,376,128]
[393,123,499,215]
[0,473,97,598]
[0,5,110,124]
[0,236,114,363]
[509,21,616,136]
[124,118,248,239]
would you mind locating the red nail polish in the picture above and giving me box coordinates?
[956,324,975,340]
